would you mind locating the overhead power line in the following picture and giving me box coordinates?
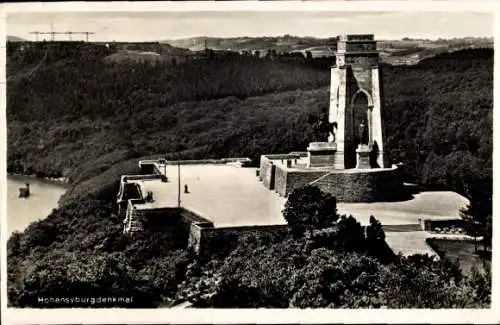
[29,31,96,42]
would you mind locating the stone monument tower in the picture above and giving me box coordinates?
[260,34,405,202]
[308,34,388,169]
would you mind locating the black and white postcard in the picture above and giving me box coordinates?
[1,1,497,324]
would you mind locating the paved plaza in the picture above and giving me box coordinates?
[133,163,468,257]
[144,164,467,227]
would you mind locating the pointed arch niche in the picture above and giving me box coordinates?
[351,89,374,145]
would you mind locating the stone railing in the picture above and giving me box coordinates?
[418,217,465,232]
[140,157,252,166]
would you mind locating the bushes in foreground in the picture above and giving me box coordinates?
[176,233,490,308]
[175,186,490,308]
[8,182,491,308]
[7,195,191,308]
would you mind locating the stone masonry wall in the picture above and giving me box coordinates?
[274,166,406,202]
[259,156,271,185]
[280,169,328,197]
[345,42,377,53]
[419,218,465,231]
[314,167,407,202]
[186,220,419,257]
[188,223,289,255]
[273,165,288,196]
[260,158,277,190]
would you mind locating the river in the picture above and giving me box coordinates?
[7,175,68,235]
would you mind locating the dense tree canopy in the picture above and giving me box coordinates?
[7,196,191,307]
[176,222,489,308]
[174,186,489,308]
[282,185,338,235]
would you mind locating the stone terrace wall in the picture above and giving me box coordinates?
[187,223,289,255]
[260,153,311,193]
[273,165,407,202]
[419,218,465,231]
[259,156,270,182]
[140,157,252,174]
[129,206,214,235]
[274,165,287,195]
[314,167,407,202]
[186,221,416,256]
[260,156,277,189]
[280,169,328,197]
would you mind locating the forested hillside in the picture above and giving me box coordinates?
[7,41,330,179]
[7,42,492,205]
[383,49,492,200]
[7,42,329,122]
[6,41,492,309]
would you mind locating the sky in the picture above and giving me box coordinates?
[6,11,494,42]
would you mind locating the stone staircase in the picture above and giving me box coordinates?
[126,219,143,233]
[123,203,144,234]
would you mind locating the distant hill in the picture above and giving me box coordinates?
[103,42,193,64]
[164,35,336,54]
[5,39,193,66]
[6,40,331,180]
[7,35,26,42]
[164,36,493,65]
[111,42,193,56]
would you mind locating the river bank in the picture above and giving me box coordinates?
[7,175,68,235]
[8,173,71,188]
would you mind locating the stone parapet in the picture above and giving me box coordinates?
[313,166,407,202]
[268,163,407,202]
[340,34,375,41]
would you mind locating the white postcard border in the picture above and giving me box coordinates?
[1,1,498,324]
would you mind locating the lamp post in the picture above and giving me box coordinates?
[177,162,181,208]
[158,158,167,182]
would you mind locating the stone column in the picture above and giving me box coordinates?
[329,66,347,169]
[329,66,339,125]
[370,66,386,168]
